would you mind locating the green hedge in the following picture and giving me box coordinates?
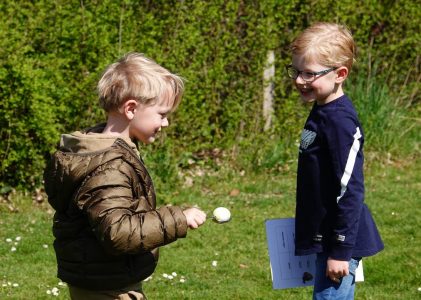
[0,0,419,189]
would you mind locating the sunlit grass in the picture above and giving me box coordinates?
[1,156,420,299]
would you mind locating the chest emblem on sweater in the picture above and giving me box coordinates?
[300,129,316,150]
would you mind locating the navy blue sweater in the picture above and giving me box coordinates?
[295,95,384,261]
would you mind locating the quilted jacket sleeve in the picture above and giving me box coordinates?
[74,159,188,255]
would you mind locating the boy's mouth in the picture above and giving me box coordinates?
[299,87,312,96]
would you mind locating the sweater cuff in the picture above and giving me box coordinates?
[329,245,353,261]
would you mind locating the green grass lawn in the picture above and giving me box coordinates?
[1,156,420,299]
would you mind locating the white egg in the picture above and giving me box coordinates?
[213,207,231,223]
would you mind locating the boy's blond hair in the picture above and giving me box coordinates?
[98,53,184,112]
[290,22,356,71]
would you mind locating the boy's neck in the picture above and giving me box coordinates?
[316,84,345,106]
[102,112,131,139]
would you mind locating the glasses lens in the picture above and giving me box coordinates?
[301,72,315,81]
[287,67,298,79]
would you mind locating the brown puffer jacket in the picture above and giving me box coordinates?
[43,129,187,290]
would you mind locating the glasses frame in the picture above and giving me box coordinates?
[286,65,338,82]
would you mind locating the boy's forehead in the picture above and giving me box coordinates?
[292,54,320,67]
[157,88,176,108]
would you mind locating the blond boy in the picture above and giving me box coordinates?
[44,53,206,299]
[288,23,384,299]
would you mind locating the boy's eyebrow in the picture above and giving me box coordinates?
[290,65,322,73]
[159,106,173,114]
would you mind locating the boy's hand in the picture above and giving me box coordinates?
[326,257,349,283]
[183,208,207,229]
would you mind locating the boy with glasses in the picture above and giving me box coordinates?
[288,23,384,299]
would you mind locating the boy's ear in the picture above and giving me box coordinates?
[121,100,138,120]
[335,66,349,83]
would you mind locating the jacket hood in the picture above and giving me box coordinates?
[44,123,139,212]
[59,123,138,153]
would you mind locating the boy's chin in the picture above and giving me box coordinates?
[142,137,155,144]
[300,97,316,104]
[299,92,315,103]
[146,136,158,144]
[134,136,155,145]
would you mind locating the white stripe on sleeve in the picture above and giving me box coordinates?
[336,127,362,203]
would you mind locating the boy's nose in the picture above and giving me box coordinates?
[294,74,306,85]
[162,118,169,127]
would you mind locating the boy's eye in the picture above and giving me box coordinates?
[302,72,316,80]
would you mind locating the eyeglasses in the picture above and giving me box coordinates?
[286,65,338,82]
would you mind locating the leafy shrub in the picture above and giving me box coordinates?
[0,0,419,189]
[347,65,419,156]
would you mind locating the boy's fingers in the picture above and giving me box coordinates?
[185,209,207,229]
[189,222,199,229]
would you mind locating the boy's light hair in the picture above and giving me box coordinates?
[98,52,184,112]
[290,22,356,71]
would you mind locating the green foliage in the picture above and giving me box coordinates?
[141,139,181,195]
[0,0,419,189]
[347,64,419,156]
